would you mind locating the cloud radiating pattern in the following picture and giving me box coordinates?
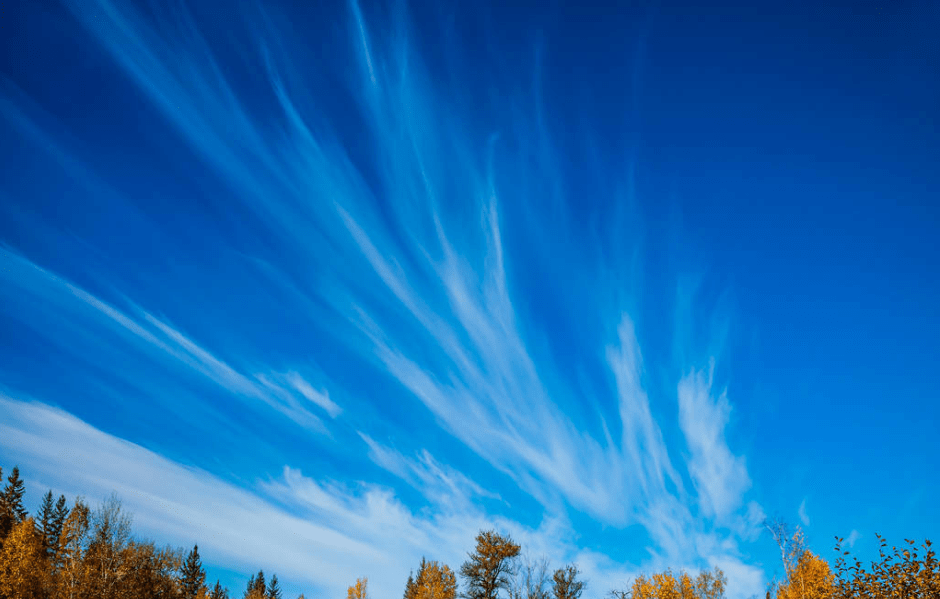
[0,0,769,597]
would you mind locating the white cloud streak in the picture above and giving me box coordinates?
[798,499,810,527]
[2,0,768,594]
[0,247,338,431]
[677,365,751,521]
[2,393,747,598]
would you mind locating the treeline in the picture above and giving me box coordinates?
[1,464,938,599]
[0,465,261,599]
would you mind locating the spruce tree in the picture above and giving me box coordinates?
[2,467,27,522]
[0,465,8,542]
[404,572,418,599]
[267,573,282,599]
[36,490,56,555]
[50,494,69,555]
[0,466,26,544]
[181,544,207,598]
[211,580,230,599]
[245,570,266,598]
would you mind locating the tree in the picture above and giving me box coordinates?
[54,497,91,599]
[461,530,521,599]
[37,491,55,554]
[246,570,267,599]
[118,540,183,599]
[832,535,939,599]
[408,558,457,599]
[0,517,49,599]
[82,495,133,599]
[35,491,68,561]
[551,565,584,599]
[3,467,28,522]
[0,467,28,545]
[210,580,231,599]
[51,495,69,554]
[765,518,806,594]
[181,544,208,598]
[268,573,282,599]
[774,550,833,599]
[510,555,550,599]
[348,577,368,599]
[692,568,726,599]
[609,567,725,599]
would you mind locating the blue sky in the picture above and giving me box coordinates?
[1,0,938,597]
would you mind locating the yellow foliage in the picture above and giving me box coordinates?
[348,576,369,599]
[413,560,457,599]
[832,536,940,599]
[775,550,834,599]
[0,517,49,599]
[617,566,725,599]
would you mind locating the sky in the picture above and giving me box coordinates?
[1,0,939,597]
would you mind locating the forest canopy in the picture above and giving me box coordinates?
[0,464,936,599]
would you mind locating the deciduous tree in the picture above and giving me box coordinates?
[832,535,939,599]
[461,530,521,599]
[551,565,584,599]
[0,517,48,599]
[609,567,725,599]
[348,577,369,599]
[510,555,550,599]
[54,497,91,599]
[774,550,833,599]
[408,558,457,599]
[82,495,133,599]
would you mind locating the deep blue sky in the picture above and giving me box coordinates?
[1,0,938,597]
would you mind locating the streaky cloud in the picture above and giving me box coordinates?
[0,247,336,432]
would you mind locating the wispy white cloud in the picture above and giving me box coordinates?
[0,247,337,432]
[2,0,767,594]
[2,393,753,598]
[677,365,751,521]
[359,433,496,509]
[845,529,861,548]
[798,499,810,527]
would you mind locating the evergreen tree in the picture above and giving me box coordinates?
[405,572,418,599]
[49,494,69,559]
[211,579,231,599]
[181,544,208,598]
[0,467,13,543]
[2,467,28,522]
[246,570,267,599]
[36,491,54,539]
[460,530,521,599]
[36,490,61,557]
[268,573,283,599]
